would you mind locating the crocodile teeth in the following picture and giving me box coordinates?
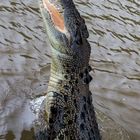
[49,0,64,14]
[43,0,65,32]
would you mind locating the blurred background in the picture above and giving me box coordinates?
[0,0,140,139]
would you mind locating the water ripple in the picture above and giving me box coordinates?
[0,0,140,139]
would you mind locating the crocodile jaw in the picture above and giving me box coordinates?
[42,0,67,33]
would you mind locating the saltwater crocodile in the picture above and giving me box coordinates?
[35,0,101,139]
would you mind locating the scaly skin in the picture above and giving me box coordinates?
[35,0,101,139]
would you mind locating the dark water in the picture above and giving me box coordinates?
[0,0,140,139]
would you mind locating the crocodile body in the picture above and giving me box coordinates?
[35,0,101,139]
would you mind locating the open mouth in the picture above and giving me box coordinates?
[42,0,65,32]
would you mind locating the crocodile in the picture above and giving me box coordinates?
[34,0,101,139]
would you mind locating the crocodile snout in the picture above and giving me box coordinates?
[42,0,66,33]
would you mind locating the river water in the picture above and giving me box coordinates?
[0,0,140,140]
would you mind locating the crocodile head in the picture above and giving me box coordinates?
[39,0,90,73]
